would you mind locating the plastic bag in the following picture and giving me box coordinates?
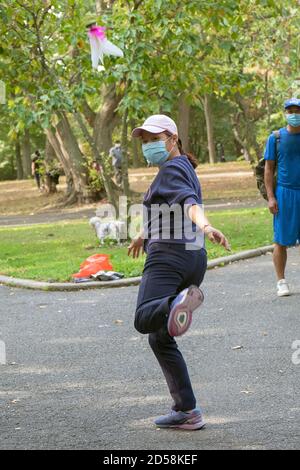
[72,254,113,279]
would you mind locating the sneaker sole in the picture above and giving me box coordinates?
[156,420,206,431]
[168,285,204,337]
[277,291,291,297]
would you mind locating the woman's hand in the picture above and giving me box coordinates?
[128,236,145,259]
[204,225,231,251]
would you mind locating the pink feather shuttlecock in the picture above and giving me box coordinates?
[88,25,123,69]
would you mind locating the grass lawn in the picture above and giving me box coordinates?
[0,208,273,282]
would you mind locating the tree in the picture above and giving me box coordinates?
[1,0,300,197]
[1,0,114,203]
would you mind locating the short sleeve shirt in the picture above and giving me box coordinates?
[142,155,204,251]
[264,127,300,190]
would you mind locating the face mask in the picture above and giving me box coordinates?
[286,113,300,127]
[142,137,175,166]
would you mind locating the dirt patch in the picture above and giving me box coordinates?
[0,180,67,216]
[0,162,258,217]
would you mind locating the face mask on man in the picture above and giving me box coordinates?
[142,137,176,166]
[285,113,300,128]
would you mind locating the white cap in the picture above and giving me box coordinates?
[132,114,178,137]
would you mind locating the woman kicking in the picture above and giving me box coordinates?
[128,114,230,430]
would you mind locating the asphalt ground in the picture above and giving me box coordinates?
[0,248,299,450]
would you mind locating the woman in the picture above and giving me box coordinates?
[128,115,230,430]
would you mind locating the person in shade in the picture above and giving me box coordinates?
[109,140,123,185]
[264,98,300,297]
[31,150,44,191]
[216,141,226,162]
[128,115,230,430]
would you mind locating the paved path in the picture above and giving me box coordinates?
[1,249,300,450]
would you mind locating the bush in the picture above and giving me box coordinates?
[0,161,16,181]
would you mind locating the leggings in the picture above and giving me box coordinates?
[134,242,207,411]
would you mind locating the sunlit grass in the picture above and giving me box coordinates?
[0,208,273,282]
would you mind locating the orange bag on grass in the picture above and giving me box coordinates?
[73,254,113,279]
[80,254,113,269]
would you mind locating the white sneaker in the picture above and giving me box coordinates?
[277,279,290,297]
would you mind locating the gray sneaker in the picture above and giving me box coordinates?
[154,408,205,430]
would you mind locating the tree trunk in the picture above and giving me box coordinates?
[46,113,91,203]
[44,137,58,193]
[81,99,96,127]
[15,136,24,180]
[56,112,91,203]
[21,129,32,178]
[232,125,251,162]
[243,118,261,163]
[74,110,118,210]
[120,108,130,198]
[46,128,74,197]
[234,93,264,163]
[203,95,216,164]
[93,84,121,156]
[265,70,271,128]
[178,94,190,152]
[131,128,142,168]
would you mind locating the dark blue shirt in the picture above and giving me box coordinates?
[142,155,204,251]
[264,127,300,190]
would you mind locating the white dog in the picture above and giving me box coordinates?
[89,217,126,245]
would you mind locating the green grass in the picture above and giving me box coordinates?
[0,208,273,282]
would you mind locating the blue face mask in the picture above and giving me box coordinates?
[286,113,300,127]
[142,138,173,166]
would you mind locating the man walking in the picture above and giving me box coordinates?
[109,140,123,185]
[264,98,300,297]
[216,141,226,162]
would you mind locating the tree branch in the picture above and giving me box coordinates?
[38,5,53,29]
[15,1,35,16]
[134,0,144,9]
[81,100,97,127]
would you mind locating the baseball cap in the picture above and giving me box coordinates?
[284,98,300,109]
[132,115,178,137]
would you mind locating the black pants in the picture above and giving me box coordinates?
[134,242,207,412]
[34,172,41,189]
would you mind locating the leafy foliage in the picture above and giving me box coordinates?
[1,0,300,177]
